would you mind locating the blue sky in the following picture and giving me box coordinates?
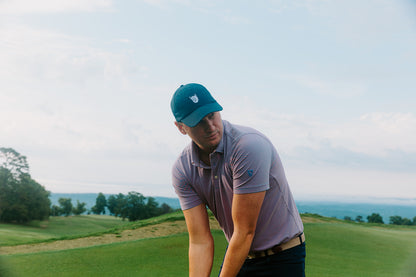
[1,0,415,203]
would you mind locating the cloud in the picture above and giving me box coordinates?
[221,95,416,172]
[141,0,252,25]
[328,112,416,155]
[0,22,180,191]
[41,178,174,196]
[0,23,147,98]
[291,143,416,173]
[288,164,416,199]
[269,0,414,45]
[1,0,413,198]
[0,0,113,14]
[282,74,367,98]
[142,0,194,9]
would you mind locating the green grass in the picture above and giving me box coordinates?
[1,213,416,276]
[0,215,128,246]
[0,212,186,247]
[1,231,227,277]
[305,222,416,276]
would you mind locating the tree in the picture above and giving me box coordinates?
[160,203,173,214]
[0,166,50,223]
[0,148,29,179]
[367,213,384,224]
[145,197,160,218]
[116,193,128,219]
[390,216,414,226]
[106,192,174,221]
[107,193,128,218]
[20,174,50,221]
[58,198,73,217]
[50,205,61,216]
[355,215,363,223]
[91,193,107,215]
[72,200,87,215]
[0,167,15,221]
[106,195,117,216]
[126,192,146,221]
[401,218,413,226]
[344,216,353,222]
[390,215,403,225]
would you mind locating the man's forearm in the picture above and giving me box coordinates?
[189,240,214,277]
[219,231,254,277]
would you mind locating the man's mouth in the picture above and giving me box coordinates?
[205,131,219,139]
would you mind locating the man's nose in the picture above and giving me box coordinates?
[203,118,215,131]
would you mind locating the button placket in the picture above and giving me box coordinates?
[210,154,219,187]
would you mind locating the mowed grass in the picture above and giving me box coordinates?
[0,215,128,246]
[1,231,227,277]
[305,222,416,276]
[1,214,416,277]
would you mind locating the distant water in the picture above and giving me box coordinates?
[49,193,181,215]
[296,201,416,223]
[49,193,416,223]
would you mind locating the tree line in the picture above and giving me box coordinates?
[51,192,175,221]
[1,148,415,226]
[344,213,416,225]
[0,147,174,224]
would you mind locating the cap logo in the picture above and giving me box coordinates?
[189,94,199,103]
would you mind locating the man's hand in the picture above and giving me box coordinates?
[183,204,214,277]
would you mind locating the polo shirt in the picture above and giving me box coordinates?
[172,120,304,251]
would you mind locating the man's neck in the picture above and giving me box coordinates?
[198,148,212,166]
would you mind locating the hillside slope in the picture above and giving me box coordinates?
[1,213,415,277]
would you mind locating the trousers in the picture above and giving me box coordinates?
[219,243,306,277]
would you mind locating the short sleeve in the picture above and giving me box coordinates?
[231,134,272,194]
[172,159,203,210]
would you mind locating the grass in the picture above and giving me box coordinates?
[0,215,128,246]
[1,231,227,277]
[305,222,416,276]
[1,213,416,276]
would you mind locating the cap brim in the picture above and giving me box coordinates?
[181,102,223,127]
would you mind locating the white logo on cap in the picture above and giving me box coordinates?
[189,94,199,103]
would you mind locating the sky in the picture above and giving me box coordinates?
[1,0,415,203]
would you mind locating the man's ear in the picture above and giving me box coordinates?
[174,121,187,135]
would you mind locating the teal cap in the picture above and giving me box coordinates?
[171,83,223,127]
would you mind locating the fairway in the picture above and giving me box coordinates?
[1,231,227,277]
[0,215,128,246]
[305,222,416,276]
[1,214,415,276]
[0,231,224,277]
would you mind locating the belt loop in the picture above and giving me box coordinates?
[298,233,303,244]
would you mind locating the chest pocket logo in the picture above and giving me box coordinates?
[247,169,254,177]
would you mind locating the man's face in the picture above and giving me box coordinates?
[175,112,223,154]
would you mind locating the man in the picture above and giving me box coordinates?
[171,83,305,277]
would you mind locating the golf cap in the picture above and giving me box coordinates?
[171,83,223,127]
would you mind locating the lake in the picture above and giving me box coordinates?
[49,193,416,224]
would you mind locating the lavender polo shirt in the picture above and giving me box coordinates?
[172,120,304,251]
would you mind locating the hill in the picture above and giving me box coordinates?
[1,213,415,276]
